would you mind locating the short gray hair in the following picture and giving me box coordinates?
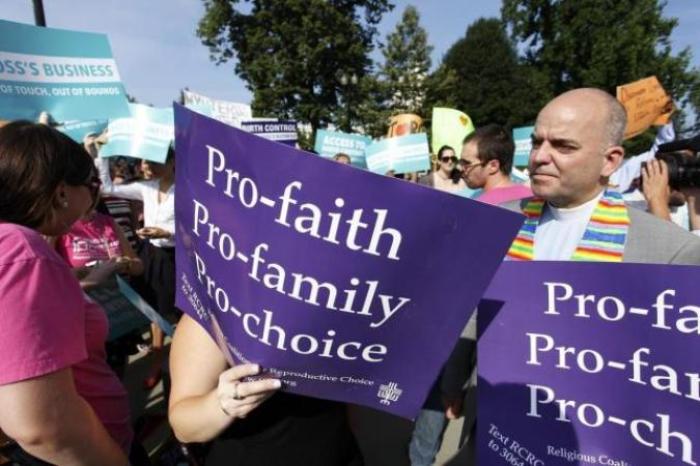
[605,95,627,147]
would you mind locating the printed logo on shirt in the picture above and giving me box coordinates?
[71,238,120,260]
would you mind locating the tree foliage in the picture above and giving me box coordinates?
[379,6,432,115]
[197,0,392,137]
[425,18,546,128]
[502,0,700,150]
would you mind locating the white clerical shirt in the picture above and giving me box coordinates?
[534,192,603,261]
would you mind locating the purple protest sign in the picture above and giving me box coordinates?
[174,104,524,419]
[478,261,700,466]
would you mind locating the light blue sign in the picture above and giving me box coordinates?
[513,126,535,168]
[0,20,130,122]
[454,187,482,199]
[116,276,174,337]
[314,129,371,168]
[100,104,174,163]
[511,167,529,184]
[365,133,431,175]
[56,119,108,142]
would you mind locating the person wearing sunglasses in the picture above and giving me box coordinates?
[55,172,144,289]
[459,124,532,205]
[419,145,467,193]
[0,121,134,465]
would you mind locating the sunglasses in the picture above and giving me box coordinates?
[458,159,485,170]
[440,156,458,163]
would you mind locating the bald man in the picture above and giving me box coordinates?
[503,88,700,264]
[447,89,700,466]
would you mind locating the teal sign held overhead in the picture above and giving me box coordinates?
[56,119,108,143]
[365,134,431,175]
[512,126,535,168]
[314,129,371,168]
[0,20,130,122]
[100,104,174,163]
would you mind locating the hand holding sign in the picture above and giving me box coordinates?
[136,226,172,240]
[82,257,123,288]
[216,364,281,418]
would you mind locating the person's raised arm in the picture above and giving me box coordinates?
[681,187,700,235]
[94,156,144,201]
[85,134,144,201]
[610,123,675,192]
[113,217,144,276]
[642,159,672,221]
[168,315,281,443]
[0,369,128,466]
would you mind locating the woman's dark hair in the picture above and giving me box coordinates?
[436,145,455,159]
[96,198,110,216]
[166,144,175,163]
[0,120,94,228]
[462,124,515,175]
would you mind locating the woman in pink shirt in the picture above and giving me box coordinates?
[0,121,134,465]
[56,197,144,288]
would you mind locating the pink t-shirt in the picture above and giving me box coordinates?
[477,184,533,206]
[0,223,133,453]
[56,212,122,268]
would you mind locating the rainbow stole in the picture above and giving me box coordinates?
[506,189,630,262]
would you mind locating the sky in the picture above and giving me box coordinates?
[3,0,699,107]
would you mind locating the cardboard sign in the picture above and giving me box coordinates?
[617,76,674,140]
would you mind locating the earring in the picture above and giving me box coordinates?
[62,200,69,208]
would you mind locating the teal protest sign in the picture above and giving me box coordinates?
[100,104,174,163]
[513,126,534,168]
[365,133,431,175]
[0,20,130,122]
[116,276,174,336]
[314,129,371,168]
[87,276,174,340]
[56,119,108,142]
[86,277,150,341]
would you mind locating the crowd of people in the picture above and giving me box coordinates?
[1,84,700,466]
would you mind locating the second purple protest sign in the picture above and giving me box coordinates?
[479,261,700,466]
[174,105,524,418]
